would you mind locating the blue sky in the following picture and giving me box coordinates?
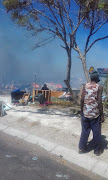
[0,9,108,88]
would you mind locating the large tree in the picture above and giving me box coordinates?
[2,0,108,90]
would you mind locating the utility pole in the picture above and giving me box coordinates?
[106,78,108,101]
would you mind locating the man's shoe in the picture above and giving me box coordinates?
[79,149,87,154]
[94,150,103,156]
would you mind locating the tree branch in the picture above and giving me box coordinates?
[71,12,87,36]
[48,4,63,30]
[92,20,108,36]
[84,11,95,53]
[32,35,56,49]
[87,36,108,52]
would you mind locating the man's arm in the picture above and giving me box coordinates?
[80,84,85,116]
[98,85,105,123]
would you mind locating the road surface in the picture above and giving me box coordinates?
[0,131,104,180]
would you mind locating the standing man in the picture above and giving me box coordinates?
[41,83,49,90]
[79,67,105,156]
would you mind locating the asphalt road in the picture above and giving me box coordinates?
[0,132,104,180]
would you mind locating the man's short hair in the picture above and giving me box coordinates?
[89,67,100,83]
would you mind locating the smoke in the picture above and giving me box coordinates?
[0,27,66,85]
[0,32,21,82]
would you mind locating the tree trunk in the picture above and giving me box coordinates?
[66,48,71,82]
[81,56,90,82]
[74,46,90,83]
[64,47,77,103]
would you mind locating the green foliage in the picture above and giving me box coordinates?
[98,0,108,14]
[16,16,28,26]
[79,0,108,15]
[2,0,29,13]
[3,0,19,11]
[3,0,30,27]
[11,11,28,27]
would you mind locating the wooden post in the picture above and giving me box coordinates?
[0,101,4,116]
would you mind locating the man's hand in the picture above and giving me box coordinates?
[100,115,105,123]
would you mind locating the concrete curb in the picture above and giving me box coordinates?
[0,124,108,179]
